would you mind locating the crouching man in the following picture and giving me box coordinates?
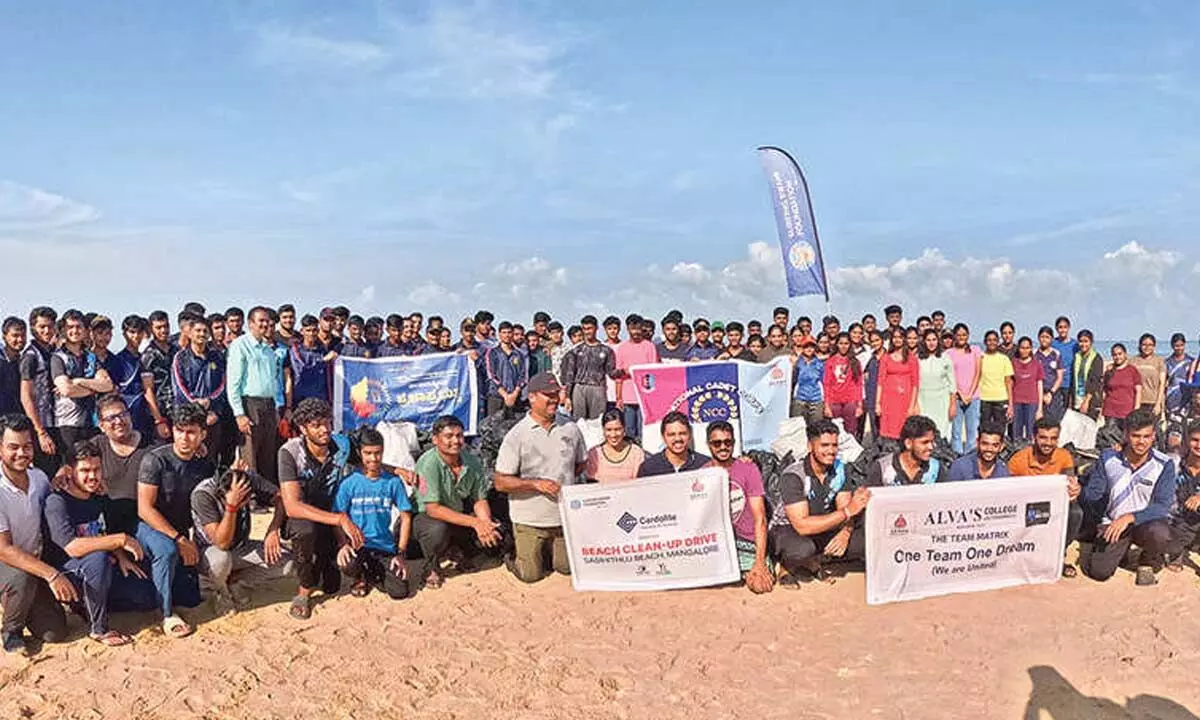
[191,461,290,612]
[769,419,870,587]
[1081,408,1174,586]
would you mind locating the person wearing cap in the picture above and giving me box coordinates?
[686,319,720,362]
[791,335,825,428]
[493,373,587,583]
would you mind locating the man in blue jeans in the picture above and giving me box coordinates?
[136,403,210,638]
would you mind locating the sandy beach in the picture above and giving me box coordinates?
[3,541,1198,720]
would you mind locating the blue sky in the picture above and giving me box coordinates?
[1,1,1197,337]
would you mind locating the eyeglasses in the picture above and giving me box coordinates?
[100,410,130,424]
[709,439,734,448]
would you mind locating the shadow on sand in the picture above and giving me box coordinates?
[1023,665,1197,719]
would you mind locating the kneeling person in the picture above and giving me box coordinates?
[43,441,147,646]
[865,415,948,486]
[334,428,412,600]
[1007,417,1084,577]
[413,415,501,590]
[191,463,289,610]
[770,419,870,587]
[1081,408,1174,586]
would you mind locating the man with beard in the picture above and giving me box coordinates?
[412,415,501,589]
[20,307,60,475]
[43,441,147,646]
[274,305,297,346]
[1081,408,1174,585]
[1008,417,1084,577]
[656,317,690,363]
[947,424,1010,481]
[865,415,949,486]
[136,404,211,638]
[141,310,177,443]
[494,374,587,583]
[561,315,616,421]
[637,412,711,476]
[770,419,871,586]
[705,421,772,593]
[278,398,364,618]
[224,307,245,344]
[0,414,76,655]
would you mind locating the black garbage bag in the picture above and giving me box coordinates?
[1095,422,1124,453]
[477,412,522,477]
[749,449,792,520]
[932,436,958,467]
[845,453,872,489]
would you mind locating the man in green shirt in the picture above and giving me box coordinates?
[412,415,502,589]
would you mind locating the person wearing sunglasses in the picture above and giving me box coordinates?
[704,422,772,594]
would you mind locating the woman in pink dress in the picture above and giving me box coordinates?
[875,327,921,439]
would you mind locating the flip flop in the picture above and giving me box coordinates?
[424,570,444,589]
[350,581,370,598]
[289,595,311,620]
[1061,564,1078,578]
[161,615,193,639]
[90,630,134,647]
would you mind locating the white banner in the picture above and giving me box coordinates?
[865,476,1069,605]
[559,468,742,592]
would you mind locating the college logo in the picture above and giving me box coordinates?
[887,513,910,536]
[788,241,817,271]
[691,480,705,493]
[1024,502,1051,527]
[769,366,786,381]
[616,512,638,534]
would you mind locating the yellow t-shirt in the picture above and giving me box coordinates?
[979,352,1014,402]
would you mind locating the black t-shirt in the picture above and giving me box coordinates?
[278,437,340,511]
[89,432,154,502]
[864,452,947,487]
[191,472,280,548]
[0,350,21,415]
[43,490,108,568]
[636,450,712,478]
[138,445,215,535]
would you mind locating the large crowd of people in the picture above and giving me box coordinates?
[0,300,1198,655]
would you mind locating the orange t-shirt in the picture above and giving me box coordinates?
[1007,447,1074,476]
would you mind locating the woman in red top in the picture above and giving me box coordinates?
[823,332,864,436]
[1102,342,1142,425]
[875,327,920,440]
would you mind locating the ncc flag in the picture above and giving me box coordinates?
[756,146,830,300]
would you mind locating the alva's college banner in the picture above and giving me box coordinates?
[559,468,742,592]
[865,476,1069,605]
[332,353,478,434]
[631,357,792,454]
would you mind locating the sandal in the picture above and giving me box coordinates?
[90,630,134,647]
[289,595,312,620]
[1061,564,1078,578]
[424,570,444,589]
[161,615,193,639]
[1166,561,1185,573]
[350,581,370,598]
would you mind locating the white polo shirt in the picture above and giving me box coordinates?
[496,414,587,528]
[0,464,52,557]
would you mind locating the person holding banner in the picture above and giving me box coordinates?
[493,373,587,584]
[1081,408,1175,586]
[637,412,711,477]
[703,422,772,593]
[1008,417,1083,577]
[946,424,1010,482]
[865,416,948,486]
[768,419,870,586]
[613,317,658,440]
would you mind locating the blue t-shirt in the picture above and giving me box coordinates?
[793,357,825,403]
[1051,338,1079,391]
[333,471,411,554]
[947,452,1010,482]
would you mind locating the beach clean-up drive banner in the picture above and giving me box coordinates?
[332,353,478,434]
[865,476,1069,605]
[631,358,792,454]
[560,468,742,592]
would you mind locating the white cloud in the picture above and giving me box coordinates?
[253,25,390,73]
[408,280,460,306]
[0,180,101,228]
